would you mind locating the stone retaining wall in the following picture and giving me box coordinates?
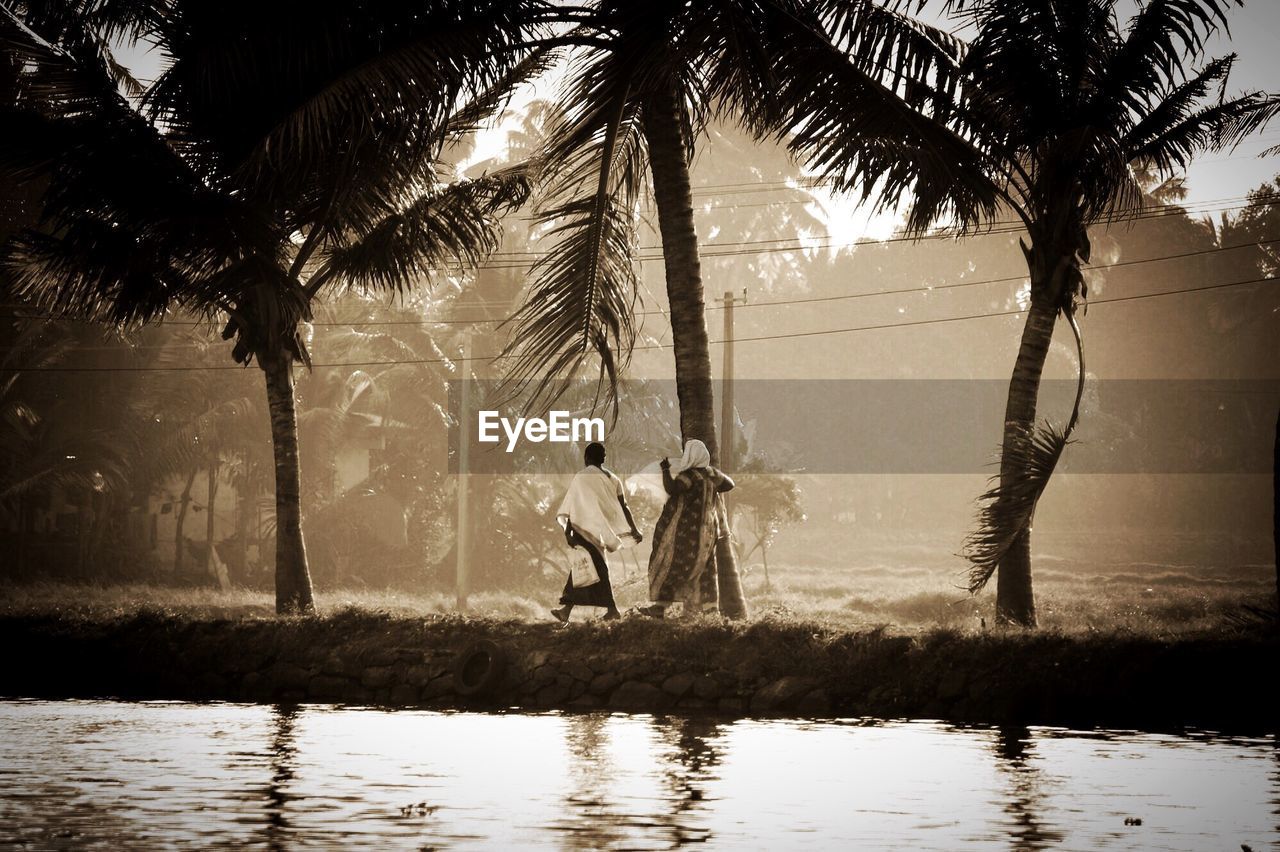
[2,614,1275,730]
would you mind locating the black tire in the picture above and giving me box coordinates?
[453,639,507,697]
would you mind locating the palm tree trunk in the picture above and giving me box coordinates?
[994,295,1058,626]
[204,459,231,591]
[642,88,717,461]
[642,85,747,619]
[262,350,315,614]
[174,466,198,574]
[234,467,250,582]
[204,460,217,575]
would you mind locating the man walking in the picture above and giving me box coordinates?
[552,442,642,623]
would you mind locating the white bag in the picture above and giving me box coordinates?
[570,549,600,587]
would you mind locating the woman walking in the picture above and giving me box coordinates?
[643,439,734,618]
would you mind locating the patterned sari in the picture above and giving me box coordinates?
[647,468,726,610]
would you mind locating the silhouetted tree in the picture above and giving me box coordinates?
[0,1,540,611]
[784,0,1280,625]
[500,0,983,617]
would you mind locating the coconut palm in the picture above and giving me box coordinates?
[499,0,985,617]
[0,0,544,611]
[784,0,1279,624]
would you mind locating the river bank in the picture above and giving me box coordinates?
[2,610,1275,730]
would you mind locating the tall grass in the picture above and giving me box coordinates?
[2,558,1273,638]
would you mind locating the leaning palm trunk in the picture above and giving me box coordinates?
[641,85,747,619]
[967,242,1087,627]
[993,296,1058,625]
[262,351,315,614]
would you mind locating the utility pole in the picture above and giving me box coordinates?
[714,288,749,620]
[455,332,472,612]
[719,288,748,470]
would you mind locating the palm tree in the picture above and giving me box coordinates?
[784,0,1279,625]
[500,0,976,617]
[0,1,542,611]
[132,334,260,585]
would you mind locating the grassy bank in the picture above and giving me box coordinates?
[2,600,1276,731]
[3,559,1274,729]
[3,560,1274,637]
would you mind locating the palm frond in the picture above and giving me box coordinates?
[499,192,641,418]
[0,19,276,325]
[687,0,788,132]
[1126,89,1277,174]
[0,406,128,501]
[1090,0,1235,133]
[498,68,646,417]
[8,0,168,45]
[143,0,544,239]
[1072,53,1239,220]
[0,320,77,399]
[816,0,967,99]
[442,48,561,148]
[1120,54,1235,168]
[769,8,999,234]
[1217,91,1280,150]
[20,0,156,99]
[0,451,122,500]
[148,396,258,476]
[962,420,1071,594]
[313,165,534,296]
[1113,0,1236,94]
[298,369,384,457]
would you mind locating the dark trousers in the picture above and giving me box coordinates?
[559,535,617,610]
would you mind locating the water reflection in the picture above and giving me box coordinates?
[652,716,723,846]
[1273,733,1280,844]
[554,714,724,849]
[260,704,298,851]
[557,713,627,849]
[993,725,1064,850]
[0,701,1275,850]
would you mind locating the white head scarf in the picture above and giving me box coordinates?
[668,438,711,475]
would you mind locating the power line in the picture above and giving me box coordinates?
[5,274,1273,372]
[494,192,1280,259]
[287,232,1280,320]
[603,138,1280,200]
[504,182,1274,230]
[4,234,1276,334]
[715,274,1279,345]
[729,237,1280,311]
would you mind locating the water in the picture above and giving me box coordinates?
[0,701,1275,850]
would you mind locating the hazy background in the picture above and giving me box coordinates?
[9,2,1277,610]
